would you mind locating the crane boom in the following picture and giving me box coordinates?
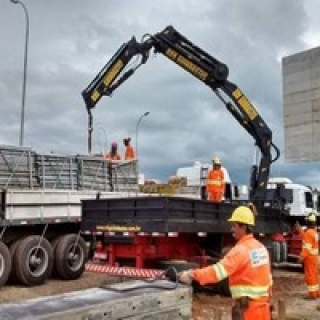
[82,25,280,202]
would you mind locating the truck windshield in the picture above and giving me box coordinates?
[305,192,314,209]
[265,188,293,204]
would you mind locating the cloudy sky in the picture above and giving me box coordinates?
[1,0,320,187]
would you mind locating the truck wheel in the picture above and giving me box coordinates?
[14,236,53,286]
[8,239,22,283]
[50,235,64,277]
[0,241,11,286]
[54,234,88,280]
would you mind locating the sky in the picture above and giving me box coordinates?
[1,0,320,188]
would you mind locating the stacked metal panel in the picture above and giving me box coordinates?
[0,145,38,189]
[0,145,138,191]
[77,155,138,191]
[35,153,78,190]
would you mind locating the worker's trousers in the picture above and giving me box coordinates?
[304,255,319,298]
[207,191,222,202]
[232,299,270,320]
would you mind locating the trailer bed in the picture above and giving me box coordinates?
[81,196,288,234]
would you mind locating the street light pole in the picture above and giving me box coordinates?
[11,0,29,147]
[135,111,150,184]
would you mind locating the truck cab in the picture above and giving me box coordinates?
[266,177,316,217]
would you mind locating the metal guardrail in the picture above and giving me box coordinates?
[0,145,138,191]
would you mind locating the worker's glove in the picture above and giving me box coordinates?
[179,270,193,285]
[297,256,304,264]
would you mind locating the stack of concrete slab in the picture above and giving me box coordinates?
[0,145,138,192]
[0,280,192,320]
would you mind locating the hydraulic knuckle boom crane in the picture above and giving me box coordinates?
[82,25,280,203]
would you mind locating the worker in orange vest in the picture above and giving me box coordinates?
[296,213,319,299]
[206,157,225,202]
[179,205,272,320]
[105,142,121,161]
[123,136,135,160]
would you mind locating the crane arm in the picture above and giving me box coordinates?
[82,26,280,202]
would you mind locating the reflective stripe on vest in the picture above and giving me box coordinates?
[213,263,228,281]
[207,179,223,186]
[308,284,319,292]
[302,242,319,255]
[230,284,270,299]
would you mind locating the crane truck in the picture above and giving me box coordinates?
[80,26,312,280]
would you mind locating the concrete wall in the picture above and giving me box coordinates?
[282,46,320,162]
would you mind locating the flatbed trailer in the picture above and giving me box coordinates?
[81,196,290,277]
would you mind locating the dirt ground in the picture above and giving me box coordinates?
[0,269,320,319]
[192,269,320,319]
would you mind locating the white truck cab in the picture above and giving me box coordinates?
[266,177,316,217]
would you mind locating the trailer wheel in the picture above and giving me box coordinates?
[8,239,22,283]
[50,236,63,277]
[0,241,11,286]
[14,236,53,286]
[54,234,88,280]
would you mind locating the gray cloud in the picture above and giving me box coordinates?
[0,0,318,188]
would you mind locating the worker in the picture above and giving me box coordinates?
[123,136,135,160]
[105,142,121,161]
[295,213,319,299]
[179,204,272,320]
[206,157,225,202]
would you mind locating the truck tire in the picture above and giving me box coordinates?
[14,236,53,286]
[54,234,88,280]
[49,236,60,277]
[8,239,22,283]
[0,241,11,286]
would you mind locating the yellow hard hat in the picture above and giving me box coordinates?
[213,157,221,165]
[228,206,255,226]
[305,213,317,223]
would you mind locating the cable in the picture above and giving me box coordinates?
[99,266,180,292]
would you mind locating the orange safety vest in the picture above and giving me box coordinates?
[206,168,225,193]
[191,234,272,298]
[125,145,135,160]
[191,234,272,319]
[300,228,319,258]
[300,228,319,296]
